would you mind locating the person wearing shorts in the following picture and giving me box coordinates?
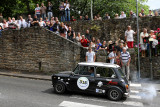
[140,28,149,57]
[125,26,136,48]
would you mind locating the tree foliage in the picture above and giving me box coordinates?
[0,0,149,19]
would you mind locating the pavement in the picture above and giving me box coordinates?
[0,70,51,81]
[0,75,160,107]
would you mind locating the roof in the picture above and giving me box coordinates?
[78,62,120,68]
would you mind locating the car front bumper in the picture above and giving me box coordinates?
[124,92,129,97]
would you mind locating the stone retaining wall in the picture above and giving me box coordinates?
[0,27,86,72]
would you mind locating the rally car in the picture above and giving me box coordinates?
[51,62,129,101]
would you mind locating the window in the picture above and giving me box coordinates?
[96,67,116,78]
[74,65,95,76]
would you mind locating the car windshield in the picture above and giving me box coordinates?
[117,68,125,78]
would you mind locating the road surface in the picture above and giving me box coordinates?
[0,75,160,107]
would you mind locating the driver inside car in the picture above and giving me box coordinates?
[88,67,94,77]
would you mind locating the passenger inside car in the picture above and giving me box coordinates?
[88,67,94,77]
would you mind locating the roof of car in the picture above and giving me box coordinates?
[78,62,120,68]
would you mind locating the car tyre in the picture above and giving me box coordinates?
[54,82,66,94]
[107,88,122,101]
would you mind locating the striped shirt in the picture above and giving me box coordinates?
[120,51,131,63]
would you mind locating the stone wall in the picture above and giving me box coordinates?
[67,17,160,43]
[0,27,86,72]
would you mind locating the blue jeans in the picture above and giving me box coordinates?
[41,13,46,20]
[47,12,53,20]
[61,15,65,22]
[65,10,70,21]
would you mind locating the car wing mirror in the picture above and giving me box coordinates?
[96,74,100,77]
[71,72,75,76]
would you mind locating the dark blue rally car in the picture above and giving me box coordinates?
[51,62,130,101]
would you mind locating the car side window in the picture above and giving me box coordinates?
[96,67,116,78]
[74,65,95,76]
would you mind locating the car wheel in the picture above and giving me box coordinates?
[54,82,66,94]
[107,88,122,101]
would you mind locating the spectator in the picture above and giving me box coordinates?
[84,15,90,20]
[12,17,18,25]
[123,42,128,50]
[154,11,159,16]
[96,39,102,51]
[44,22,50,30]
[100,41,107,50]
[52,20,60,34]
[3,19,8,29]
[59,22,67,38]
[40,3,46,20]
[79,16,83,20]
[85,30,92,42]
[0,26,2,37]
[70,16,76,21]
[104,13,110,20]
[32,15,39,26]
[75,32,82,46]
[152,37,158,57]
[91,37,96,51]
[50,17,55,24]
[59,2,65,22]
[108,40,114,52]
[18,16,27,28]
[47,2,53,20]
[120,47,131,80]
[119,11,126,19]
[139,9,145,17]
[119,43,124,52]
[140,28,149,57]
[81,35,89,47]
[8,17,12,24]
[67,27,75,41]
[35,4,41,20]
[116,51,121,66]
[108,49,117,64]
[97,14,102,21]
[64,0,70,21]
[39,17,45,27]
[94,16,97,20]
[26,15,33,27]
[49,22,54,31]
[148,10,154,17]
[44,17,50,23]
[130,10,136,18]
[86,48,96,62]
[150,30,156,39]
[114,40,121,52]
[114,13,119,19]
[125,26,136,48]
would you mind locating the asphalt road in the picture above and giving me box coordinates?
[0,75,160,107]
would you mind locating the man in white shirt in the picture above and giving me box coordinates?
[108,49,117,64]
[125,26,136,48]
[140,28,149,57]
[35,4,41,20]
[86,48,96,62]
[64,0,70,21]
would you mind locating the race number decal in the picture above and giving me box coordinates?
[77,77,89,90]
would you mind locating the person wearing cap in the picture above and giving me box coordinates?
[120,47,131,80]
[86,48,96,62]
[108,49,117,64]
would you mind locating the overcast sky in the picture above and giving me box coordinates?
[145,0,160,10]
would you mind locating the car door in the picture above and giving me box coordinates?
[94,67,119,94]
[69,65,96,93]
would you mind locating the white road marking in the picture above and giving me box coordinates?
[130,83,141,87]
[123,101,143,107]
[59,101,106,107]
[130,90,140,94]
[129,95,142,99]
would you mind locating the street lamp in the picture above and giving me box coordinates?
[149,38,153,80]
[136,0,141,80]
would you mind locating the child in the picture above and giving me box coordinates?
[116,51,121,67]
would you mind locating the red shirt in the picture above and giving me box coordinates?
[81,39,89,47]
